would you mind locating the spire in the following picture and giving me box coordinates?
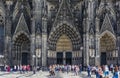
[13,0,31,20]
[42,0,47,18]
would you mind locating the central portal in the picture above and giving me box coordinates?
[56,34,73,65]
[48,23,81,65]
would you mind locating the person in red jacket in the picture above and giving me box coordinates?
[7,65,10,72]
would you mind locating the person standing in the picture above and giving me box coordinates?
[96,66,99,78]
[98,66,103,78]
[17,65,20,71]
[110,64,114,73]
[113,65,119,78]
[19,65,22,74]
[75,66,79,76]
[87,65,91,77]
[79,64,82,74]
[33,66,36,74]
[14,65,16,72]
[7,65,10,72]
[104,65,109,77]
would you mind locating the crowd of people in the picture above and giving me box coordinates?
[49,64,82,76]
[4,65,31,74]
[49,64,120,78]
[92,64,120,78]
[1,64,120,78]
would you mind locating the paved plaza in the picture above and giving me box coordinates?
[0,71,114,78]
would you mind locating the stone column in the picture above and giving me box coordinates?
[15,44,17,65]
[20,45,22,65]
[31,14,36,66]
[41,34,47,66]
[72,52,75,64]
[83,18,89,66]
[16,45,18,64]
[85,33,89,66]
[31,35,35,66]
[41,17,47,66]
[95,17,100,65]
[4,1,13,66]
[4,36,12,65]
[18,45,20,65]
[63,52,66,65]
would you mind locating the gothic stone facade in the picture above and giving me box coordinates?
[0,0,120,66]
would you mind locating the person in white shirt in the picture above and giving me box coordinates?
[14,65,16,72]
[104,65,109,77]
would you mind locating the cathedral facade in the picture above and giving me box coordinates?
[0,0,120,66]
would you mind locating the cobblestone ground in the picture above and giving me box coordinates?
[0,71,114,78]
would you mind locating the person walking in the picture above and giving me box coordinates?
[14,65,17,72]
[104,65,109,77]
[79,64,82,74]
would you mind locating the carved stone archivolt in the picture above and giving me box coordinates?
[49,24,81,51]
[12,33,30,65]
[100,32,115,52]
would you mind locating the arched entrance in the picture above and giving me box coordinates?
[56,34,72,65]
[48,24,81,65]
[13,33,30,65]
[100,31,116,65]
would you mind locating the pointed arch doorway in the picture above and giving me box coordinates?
[56,34,72,65]
[100,31,116,65]
[13,33,30,65]
[48,24,81,65]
